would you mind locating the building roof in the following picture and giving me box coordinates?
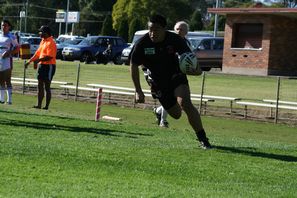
[208,8,297,19]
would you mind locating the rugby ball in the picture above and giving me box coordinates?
[179,52,198,74]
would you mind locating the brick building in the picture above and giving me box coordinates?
[208,7,297,76]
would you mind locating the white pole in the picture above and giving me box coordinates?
[25,0,28,33]
[213,0,220,37]
[65,0,69,34]
[59,23,61,36]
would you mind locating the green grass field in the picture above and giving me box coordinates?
[12,59,297,101]
[0,94,297,197]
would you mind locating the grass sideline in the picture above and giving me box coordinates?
[0,94,297,197]
[12,59,297,101]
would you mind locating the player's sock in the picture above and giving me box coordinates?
[7,88,12,104]
[0,89,5,103]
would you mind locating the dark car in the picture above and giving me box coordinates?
[56,37,84,59]
[189,37,224,71]
[62,36,129,64]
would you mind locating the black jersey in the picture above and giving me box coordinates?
[130,31,191,89]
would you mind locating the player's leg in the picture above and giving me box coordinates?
[5,69,12,104]
[153,105,169,127]
[43,80,51,110]
[160,107,169,127]
[34,79,44,108]
[174,84,212,149]
[0,71,6,103]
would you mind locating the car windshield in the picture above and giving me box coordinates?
[64,39,82,45]
[188,38,203,49]
[132,34,145,43]
[79,37,97,45]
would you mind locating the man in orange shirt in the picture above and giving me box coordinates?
[25,26,57,110]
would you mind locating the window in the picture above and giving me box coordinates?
[201,39,211,50]
[232,23,263,49]
[213,39,224,50]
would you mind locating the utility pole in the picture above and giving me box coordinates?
[65,0,69,34]
[213,0,220,37]
[25,0,28,32]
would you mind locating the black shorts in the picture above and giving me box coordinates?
[37,64,56,81]
[154,73,188,110]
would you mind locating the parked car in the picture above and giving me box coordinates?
[62,36,129,64]
[20,36,42,55]
[56,37,84,59]
[121,30,213,65]
[189,37,224,71]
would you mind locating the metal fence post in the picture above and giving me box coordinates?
[199,72,206,112]
[75,62,80,101]
[22,60,27,94]
[274,76,280,124]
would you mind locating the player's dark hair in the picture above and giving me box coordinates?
[149,14,167,28]
[1,19,12,30]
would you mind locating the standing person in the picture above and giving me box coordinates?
[174,21,192,49]
[130,14,211,149]
[0,20,20,105]
[24,25,57,110]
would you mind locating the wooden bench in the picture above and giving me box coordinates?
[236,101,297,118]
[191,94,241,114]
[62,84,214,112]
[191,98,215,114]
[12,77,71,85]
[87,83,151,94]
[263,99,297,106]
[11,80,38,86]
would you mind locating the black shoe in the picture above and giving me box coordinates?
[153,107,161,125]
[42,106,48,110]
[198,138,212,150]
[33,105,41,109]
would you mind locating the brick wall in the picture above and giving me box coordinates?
[222,14,297,76]
[268,16,297,76]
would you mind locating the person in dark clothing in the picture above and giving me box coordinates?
[130,14,211,149]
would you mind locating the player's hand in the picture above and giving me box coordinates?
[24,62,30,69]
[2,51,10,58]
[135,91,145,103]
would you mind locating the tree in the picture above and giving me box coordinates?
[101,15,115,36]
[189,9,203,31]
[117,18,129,42]
[276,0,297,7]
[112,0,195,35]
[128,18,143,42]
[206,15,226,31]
[223,0,254,8]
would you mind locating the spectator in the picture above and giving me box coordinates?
[25,25,57,110]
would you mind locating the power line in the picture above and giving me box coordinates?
[29,4,58,11]
[1,15,103,23]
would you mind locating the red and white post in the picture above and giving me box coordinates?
[95,88,103,121]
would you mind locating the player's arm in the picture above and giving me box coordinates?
[130,62,145,103]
